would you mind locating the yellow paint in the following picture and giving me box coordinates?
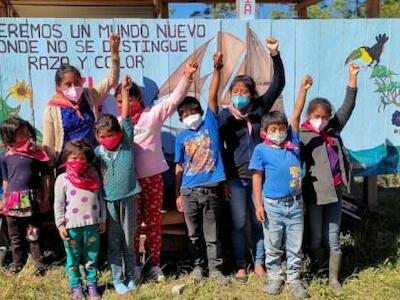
[360,47,373,64]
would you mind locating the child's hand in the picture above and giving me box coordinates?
[122,75,133,90]
[58,225,69,240]
[109,33,120,56]
[176,196,184,213]
[212,52,223,67]
[255,205,266,223]
[98,223,106,234]
[266,37,279,55]
[349,63,360,76]
[184,61,199,80]
[301,75,313,91]
[223,182,230,201]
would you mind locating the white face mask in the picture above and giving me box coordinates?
[309,118,329,132]
[182,113,202,130]
[266,131,287,145]
[62,86,84,103]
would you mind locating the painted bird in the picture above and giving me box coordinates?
[345,33,389,66]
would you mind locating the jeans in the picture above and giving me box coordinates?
[106,196,137,285]
[263,197,304,282]
[307,199,342,252]
[181,187,223,272]
[228,178,265,268]
[64,225,100,288]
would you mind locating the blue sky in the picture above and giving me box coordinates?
[169,3,290,19]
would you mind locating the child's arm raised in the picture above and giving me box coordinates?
[260,37,285,110]
[175,163,184,212]
[209,52,223,114]
[92,33,121,105]
[121,75,133,119]
[253,171,265,223]
[333,63,359,132]
[152,61,198,122]
[291,75,313,132]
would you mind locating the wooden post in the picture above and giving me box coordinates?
[0,7,7,17]
[297,7,308,19]
[367,0,380,18]
[363,0,380,212]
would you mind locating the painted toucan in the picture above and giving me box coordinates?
[345,33,389,66]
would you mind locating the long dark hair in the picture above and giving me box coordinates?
[0,116,36,146]
[229,75,258,98]
[306,98,333,116]
[55,64,81,86]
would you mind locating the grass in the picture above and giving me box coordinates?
[1,179,400,300]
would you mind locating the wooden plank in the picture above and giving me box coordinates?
[10,0,155,5]
[297,7,307,19]
[366,0,380,18]
[363,176,379,212]
[296,0,320,10]
[160,0,169,18]
[363,1,379,212]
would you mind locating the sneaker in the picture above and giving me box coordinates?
[265,279,284,295]
[150,266,166,282]
[7,263,22,276]
[33,264,47,276]
[233,268,248,284]
[289,280,310,299]
[127,279,137,292]
[210,270,229,286]
[190,267,204,283]
[87,284,101,300]
[70,287,84,300]
[113,283,128,295]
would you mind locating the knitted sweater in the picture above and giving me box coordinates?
[54,173,106,229]
[42,58,120,158]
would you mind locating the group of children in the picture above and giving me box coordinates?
[0,33,360,300]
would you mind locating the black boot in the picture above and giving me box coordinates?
[329,251,342,289]
[310,248,326,273]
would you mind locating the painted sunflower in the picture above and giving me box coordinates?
[8,80,32,102]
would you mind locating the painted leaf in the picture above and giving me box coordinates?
[370,65,397,79]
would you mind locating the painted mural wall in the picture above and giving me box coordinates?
[0,18,399,176]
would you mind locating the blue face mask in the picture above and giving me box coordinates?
[231,95,250,110]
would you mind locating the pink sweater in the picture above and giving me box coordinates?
[132,76,191,179]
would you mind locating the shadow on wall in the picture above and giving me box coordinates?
[347,139,400,176]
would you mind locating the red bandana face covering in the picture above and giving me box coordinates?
[7,137,50,162]
[118,101,143,124]
[62,160,100,192]
[99,132,123,151]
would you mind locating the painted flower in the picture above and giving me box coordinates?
[8,80,32,102]
[391,111,400,127]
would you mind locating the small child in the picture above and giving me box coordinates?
[113,61,198,282]
[95,75,141,295]
[54,139,106,300]
[0,117,51,276]
[0,157,10,268]
[175,52,228,285]
[250,75,313,298]
[300,63,359,289]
